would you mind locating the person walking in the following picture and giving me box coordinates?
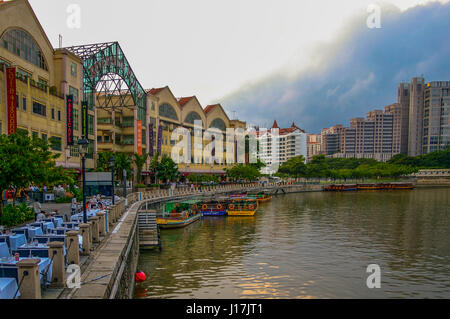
[32,198,41,221]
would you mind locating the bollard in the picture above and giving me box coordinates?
[89,216,100,243]
[48,241,65,288]
[96,211,106,237]
[87,221,93,244]
[79,223,91,255]
[66,230,80,266]
[17,259,41,299]
[109,205,116,223]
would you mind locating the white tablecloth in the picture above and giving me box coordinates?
[0,277,20,299]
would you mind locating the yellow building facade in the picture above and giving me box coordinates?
[0,0,95,169]
[97,86,247,180]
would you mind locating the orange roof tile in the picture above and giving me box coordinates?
[204,104,219,114]
[178,96,194,108]
[147,87,166,95]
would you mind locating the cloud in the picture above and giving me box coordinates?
[220,2,450,133]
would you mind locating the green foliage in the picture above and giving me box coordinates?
[96,151,114,172]
[135,184,146,189]
[0,203,34,227]
[276,154,421,179]
[133,152,149,184]
[226,164,261,181]
[113,152,132,181]
[155,155,180,183]
[388,149,450,168]
[278,155,307,177]
[0,131,63,213]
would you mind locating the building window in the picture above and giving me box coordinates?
[1,29,48,70]
[50,136,62,151]
[70,62,77,77]
[51,108,55,119]
[58,110,61,121]
[70,137,79,157]
[41,133,47,142]
[32,101,46,117]
[122,117,134,127]
[159,103,178,121]
[88,115,94,135]
[17,128,28,135]
[185,112,202,125]
[209,118,226,131]
[123,135,134,145]
[69,86,79,104]
[73,109,79,131]
[16,95,19,108]
[86,139,94,159]
[22,96,27,111]
[32,131,38,139]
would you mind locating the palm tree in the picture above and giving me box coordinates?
[149,153,160,184]
[113,152,132,185]
[133,152,149,184]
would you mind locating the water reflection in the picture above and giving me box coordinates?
[137,188,450,298]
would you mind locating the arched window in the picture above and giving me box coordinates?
[1,29,48,70]
[159,103,178,121]
[185,111,202,125]
[210,118,226,131]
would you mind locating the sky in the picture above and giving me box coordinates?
[28,0,450,132]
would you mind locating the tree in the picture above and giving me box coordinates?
[113,152,132,184]
[0,132,62,214]
[156,155,180,183]
[278,155,307,177]
[133,152,149,184]
[96,151,114,172]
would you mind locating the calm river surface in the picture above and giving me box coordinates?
[135,188,450,299]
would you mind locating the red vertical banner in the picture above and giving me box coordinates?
[137,120,142,156]
[66,95,74,145]
[6,67,17,135]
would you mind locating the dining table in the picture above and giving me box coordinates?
[2,234,27,251]
[0,257,53,286]
[0,277,20,299]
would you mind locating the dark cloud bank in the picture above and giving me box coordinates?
[220,2,450,133]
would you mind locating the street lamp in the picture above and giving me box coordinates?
[110,155,115,205]
[78,137,89,224]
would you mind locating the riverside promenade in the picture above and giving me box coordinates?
[57,182,322,299]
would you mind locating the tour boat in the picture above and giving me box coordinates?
[390,182,415,190]
[325,184,357,191]
[357,184,381,190]
[156,200,201,229]
[200,198,230,216]
[227,199,259,216]
[247,192,272,203]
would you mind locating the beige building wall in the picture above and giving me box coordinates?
[0,0,93,169]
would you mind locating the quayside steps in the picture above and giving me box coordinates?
[137,210,161,250]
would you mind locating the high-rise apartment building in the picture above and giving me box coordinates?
[408,77,425,156]
[258,121,307,175]
[307,134,322,162]
[422,81,450,153]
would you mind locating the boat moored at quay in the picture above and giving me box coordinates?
[156,200,202,229]
[325,183,415,191]
[227,199,259,216]
[200,197,230,216]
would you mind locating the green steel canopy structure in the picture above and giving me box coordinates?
[65,41,146,122]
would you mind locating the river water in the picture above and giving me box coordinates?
[135,188,450,299]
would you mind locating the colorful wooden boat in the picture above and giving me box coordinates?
[357,184,381,190]
[156,200,201,229]
[247,192,272,203]
[200,198,230,216]
[390,182,415,190]
[325,184,357,191]
[227,199,259,216]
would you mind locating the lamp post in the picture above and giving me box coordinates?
[78,138,89,224]
[110,156,115,205]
